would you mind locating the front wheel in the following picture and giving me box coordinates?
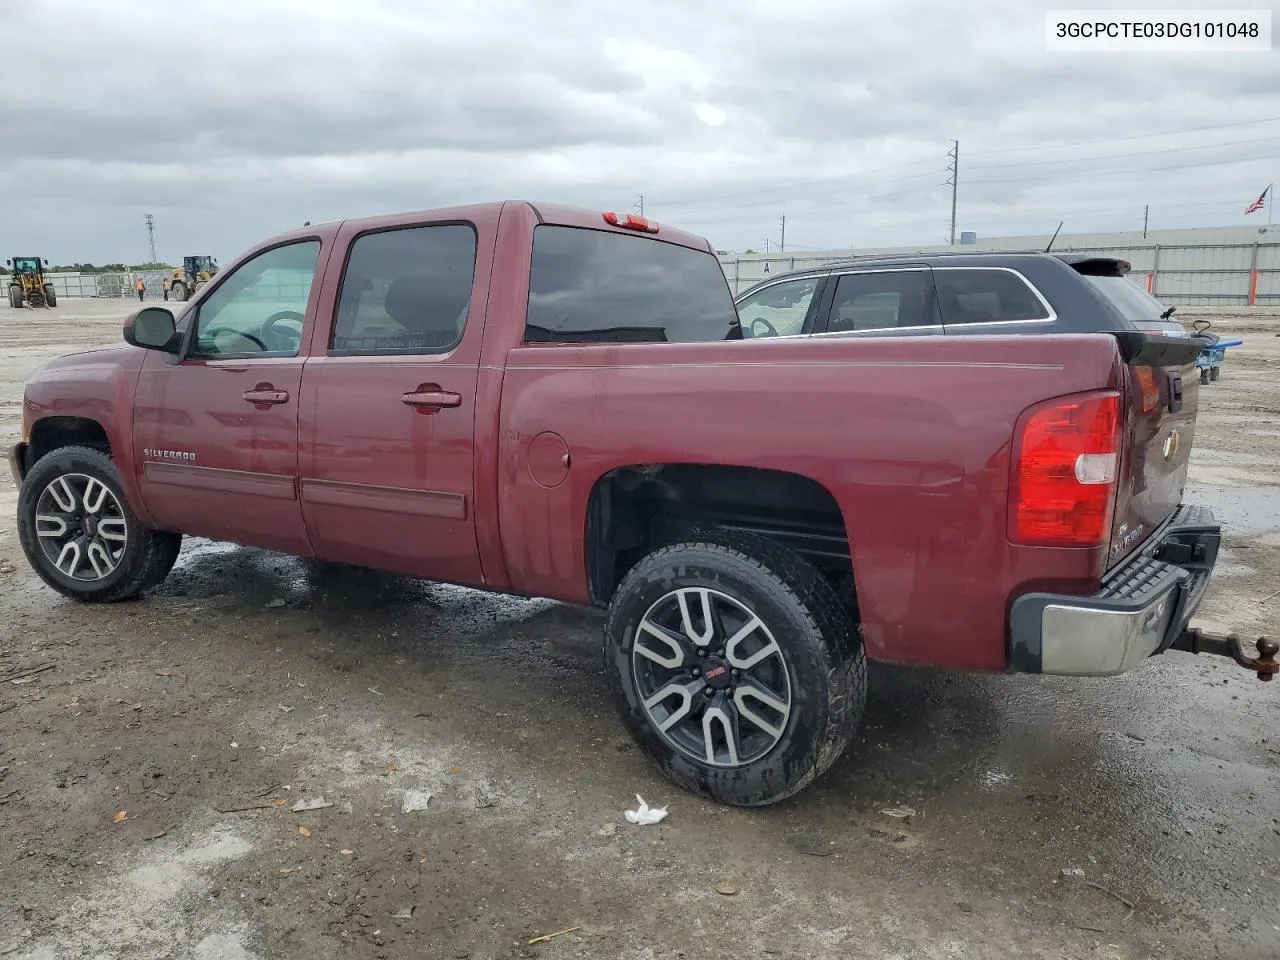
[1209,365,1221,381]
[170,281,188,302]
[604,531,866,806]
[43,285,57,308]
[17,446,182,603]
[7,286,20,308]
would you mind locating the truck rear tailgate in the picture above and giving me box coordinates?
[1107,340,1200,569]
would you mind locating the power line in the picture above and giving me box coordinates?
[968,135,1280,172]
[654,115,1280,223]
[967,150,1277,185]
[647,154,944,212]
[962,115,1280,158]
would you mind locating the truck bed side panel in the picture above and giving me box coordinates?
[496,334,1125,671]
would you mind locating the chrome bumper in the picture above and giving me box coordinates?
[1009,505,1220,676]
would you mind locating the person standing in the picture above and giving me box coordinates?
[135,277,146,301]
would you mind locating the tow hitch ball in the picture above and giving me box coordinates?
[1172,629,1279,682]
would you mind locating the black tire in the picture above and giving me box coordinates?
[170,281,188,302]
[604,530,866,806]
[7,286,20,308]
[43,285,57,308]
[17,445,182,603]
[1200,368,1210,384]
[1209,365,1220,381]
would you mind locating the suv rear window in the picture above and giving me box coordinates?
[1085,275,1182,332]
[526,226,739,343]
[935,268,1050,324]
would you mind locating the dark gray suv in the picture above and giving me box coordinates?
[732,253,1186,341]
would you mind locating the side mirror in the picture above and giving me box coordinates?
[124,306,180,353]
[43,259,49,266]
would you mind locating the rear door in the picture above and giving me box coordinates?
[297,216,491,584]
[814,267,942,338]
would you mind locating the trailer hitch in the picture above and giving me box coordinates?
[1171,628,1278,681]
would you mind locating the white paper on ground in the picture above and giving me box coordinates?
[624,794,668,825]
[401,790,433,813]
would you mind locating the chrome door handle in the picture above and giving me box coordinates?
[401,389,462,409]
[243,388,289,405]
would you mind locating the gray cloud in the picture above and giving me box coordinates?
[1,0,1276,262]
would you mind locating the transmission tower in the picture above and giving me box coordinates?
[144,214,157,263]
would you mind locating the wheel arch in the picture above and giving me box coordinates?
[26,416,112,473]
[584,462,856,610]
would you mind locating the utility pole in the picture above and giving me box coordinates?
[635,195,644,217]
[144,213,156,263]
[779,213,786,253]
[1143,204,1149,239]
[946,139,959,245]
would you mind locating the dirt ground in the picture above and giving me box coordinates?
[1,298,1278,960]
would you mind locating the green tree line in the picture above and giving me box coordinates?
[0,262,174,275]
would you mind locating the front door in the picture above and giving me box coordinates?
[297,218,488,584]
[132,238,325,555]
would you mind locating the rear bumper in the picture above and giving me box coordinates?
[1009,505,1220,676]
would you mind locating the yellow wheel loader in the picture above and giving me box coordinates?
[6,257,56,308]
[163,255,218,302]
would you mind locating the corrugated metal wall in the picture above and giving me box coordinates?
[718,227,1280,306]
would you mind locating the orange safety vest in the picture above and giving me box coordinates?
[135,279,145,290]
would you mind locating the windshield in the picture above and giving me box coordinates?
[12,258,39,273]
[1086,276,1182,331]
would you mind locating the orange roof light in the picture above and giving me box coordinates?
[603,212,659,234]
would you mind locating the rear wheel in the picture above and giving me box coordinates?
[170,281,188,302]
[1209,365,1221,381]
[1200,368,1211,384]
[17,446,182,603]
[604,531,866,806]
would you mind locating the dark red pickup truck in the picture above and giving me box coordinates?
[12,201,1266,806]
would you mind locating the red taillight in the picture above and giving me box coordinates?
[603,211,659,233]
[1010,391,1122,547]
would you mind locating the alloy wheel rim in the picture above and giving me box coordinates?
[631,586,792,768]
[34,473,129,582]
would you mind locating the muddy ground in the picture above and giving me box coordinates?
[0,298,1277,960]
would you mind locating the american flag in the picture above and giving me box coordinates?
[1245,185,1270,215]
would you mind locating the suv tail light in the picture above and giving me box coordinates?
[1010,391,1122,547]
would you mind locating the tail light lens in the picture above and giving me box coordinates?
[1010,391,1122,547]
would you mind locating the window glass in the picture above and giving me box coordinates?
[934,269,1050,324]
[193,241,320,357]
[828,271,933,333]
[526,226,740,343]
[331,224,477,354]
[1084,275,1181,332]
[735,277,820,338]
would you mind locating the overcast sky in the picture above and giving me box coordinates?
[2,0,1278,263]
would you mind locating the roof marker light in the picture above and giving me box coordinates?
[603,212,659,234]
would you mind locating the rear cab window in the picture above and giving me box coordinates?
[934,268,1051,330]
[525,226,740,343]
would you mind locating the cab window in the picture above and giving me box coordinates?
[191,241,320,358]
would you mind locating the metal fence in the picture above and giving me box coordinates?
[14,270,175,301]
[718,240,1280,306]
